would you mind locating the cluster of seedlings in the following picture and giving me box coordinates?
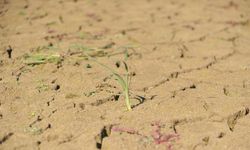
[18,41,141,111]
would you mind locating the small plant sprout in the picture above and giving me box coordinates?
[85,53,132,111]
[23,53,62,65]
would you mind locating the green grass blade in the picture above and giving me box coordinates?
[85,53,132,110]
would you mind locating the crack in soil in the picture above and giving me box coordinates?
[95,125,113,149]
[227,107,249,131]
[142,49,237,92]
[171,84,196,98]
[0,132,14,145]
[170,116,206,133]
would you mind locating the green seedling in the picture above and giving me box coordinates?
[24,126,43,135]
[36,80,49,92]
[108,45,139,60]
[84,91,96,97]
[70,44,139,60]
[86,53,132,111]
[23,54,62,65]
[70,44,107,58]
[36,83,49,91]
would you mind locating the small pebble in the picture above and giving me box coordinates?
[52,84,60,91]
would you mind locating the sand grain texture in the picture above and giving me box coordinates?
[0,0,250,150]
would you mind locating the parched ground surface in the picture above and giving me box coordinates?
[1,0,250,150]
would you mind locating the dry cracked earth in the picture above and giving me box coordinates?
[0,0,250,150]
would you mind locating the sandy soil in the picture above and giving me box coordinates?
[1,0,250,149]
